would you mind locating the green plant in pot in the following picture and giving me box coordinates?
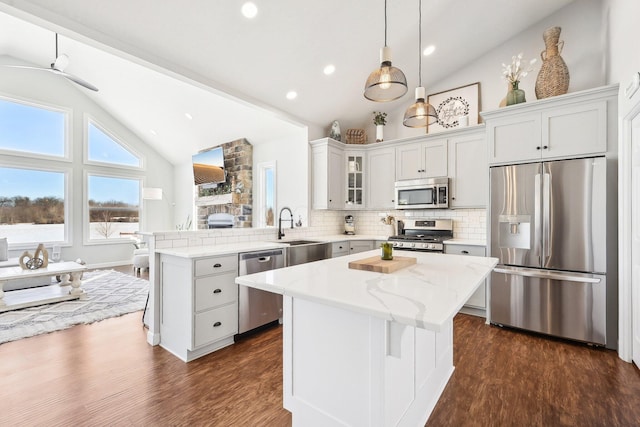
[373,111,387,142]
[501,53,537,106]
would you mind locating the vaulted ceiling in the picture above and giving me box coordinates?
[0,0,575,164]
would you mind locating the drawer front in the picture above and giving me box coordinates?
[194,271,237,312]
[194,254,237,277]
[445,245,485,257]
[331,241,348,257]
[193,303,238,348]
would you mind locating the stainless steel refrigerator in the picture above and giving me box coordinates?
[489,156,614,346]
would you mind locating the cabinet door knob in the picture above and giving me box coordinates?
[536,146,541,150]
[543,145,548,149]
[213,263,222,268]
[213,321,222,327]
[213,289,222,294]
[462,250,469,254]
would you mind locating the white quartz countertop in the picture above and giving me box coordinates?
[154,235,389,258]
[236,250,498,331]
[443,239,487,247]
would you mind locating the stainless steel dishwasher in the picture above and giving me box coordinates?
[238,249,285,334]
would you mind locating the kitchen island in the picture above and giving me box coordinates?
[236,250,497,427]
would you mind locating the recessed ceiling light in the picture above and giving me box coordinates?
[323,64,336,75]
[241,2,258,19]
[423,45,436,56]
[286,91,297,100]
[150,129,157,136]
[184,113,193,120]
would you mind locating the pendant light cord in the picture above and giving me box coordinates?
[384,0,388,47]
[418,0,422,87]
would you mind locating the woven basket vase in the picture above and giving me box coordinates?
[345,128,366,144]
[535,26,570,99]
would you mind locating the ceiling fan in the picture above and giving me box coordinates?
[7,33,99,92]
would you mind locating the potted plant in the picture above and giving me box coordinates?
[373,111,387,142]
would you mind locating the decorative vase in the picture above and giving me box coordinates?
[506,81,526,106]
[535,26,570,99]
[376,125,384,142]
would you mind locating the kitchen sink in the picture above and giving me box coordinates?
[281,239,322,246]
[285,241,330,266]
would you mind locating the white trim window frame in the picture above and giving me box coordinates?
[84,170,143,245]
[0,162,71,250]
[84,115,145,171]
[257,160,277,228]
[0,93,72,162]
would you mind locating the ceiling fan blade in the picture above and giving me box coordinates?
[3,64,49,71]
[50,69,99,92]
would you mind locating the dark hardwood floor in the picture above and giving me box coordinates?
[1,265,639,426]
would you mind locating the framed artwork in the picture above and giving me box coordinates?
[427,82,480,133]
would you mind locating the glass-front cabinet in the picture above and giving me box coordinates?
[345,152,364,208]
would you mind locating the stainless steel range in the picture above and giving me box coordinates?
[388,218,453,252]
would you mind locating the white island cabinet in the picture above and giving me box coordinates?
[159,252,239,362]
[236,251,497,426]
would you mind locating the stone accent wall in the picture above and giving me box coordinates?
[196,139,253,229]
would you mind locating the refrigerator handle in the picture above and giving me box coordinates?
[534,173,542,264]
[543,172,551,262]
[493,267,601,284]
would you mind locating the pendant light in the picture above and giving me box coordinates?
[364,0,408,102]
[403,0,437,127]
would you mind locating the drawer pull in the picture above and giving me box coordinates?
[461,250,469,254]
[213,289,222,294]
[213,321,222,327]
[213,263,222,268]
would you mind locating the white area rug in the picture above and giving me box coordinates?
[0,269,149,344]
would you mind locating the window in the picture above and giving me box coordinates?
[87,120,141,167]
[257,161,276,227]
[87,174,140,241]
[0,97,67,158]
[0,167,67,245]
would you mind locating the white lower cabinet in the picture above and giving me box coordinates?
[160,253,238,362]
[349,240,375,254]
[331,241,349,258]
[444,244,487,314]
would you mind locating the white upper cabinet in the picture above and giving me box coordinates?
[367,146,395,209]
[483,85,618,165]
[395,139,447,181]
[448,128,487,208]
[311,138,344,210]
[345,150,366,209]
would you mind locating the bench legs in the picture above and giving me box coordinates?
[0,280,5,307]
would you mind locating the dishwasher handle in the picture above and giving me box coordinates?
[239,249,285,261]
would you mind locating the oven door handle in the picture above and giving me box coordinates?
[493,267,601,284]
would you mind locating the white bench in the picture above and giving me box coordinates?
[0,261,88,312]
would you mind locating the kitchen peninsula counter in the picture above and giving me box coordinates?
[236,250,497,426]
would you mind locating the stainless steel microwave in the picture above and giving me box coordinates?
[395,177,449,209]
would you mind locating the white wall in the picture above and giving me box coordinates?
[605,0,640,86]
[384,0,606,141]
[0,54,174,266]
[253,128,309,227]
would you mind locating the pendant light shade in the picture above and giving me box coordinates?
[364,47,408,102]
[403,0,437,127]
[403,87,437,127]
[364,0,408,102]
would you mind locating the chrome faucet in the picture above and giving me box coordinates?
[278,207,294,239]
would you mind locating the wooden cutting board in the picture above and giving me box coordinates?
[348,255,417,274]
